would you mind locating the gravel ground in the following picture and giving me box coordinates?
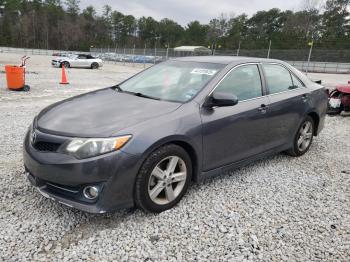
[1,53,350,261]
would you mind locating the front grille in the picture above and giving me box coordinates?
[33,141,61,152]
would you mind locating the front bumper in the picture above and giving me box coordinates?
[51,61,61,67]
[23,129,141,213]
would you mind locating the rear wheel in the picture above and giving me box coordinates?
[286,116,314,157]
[135,144,192,213]
[91,62,99,69]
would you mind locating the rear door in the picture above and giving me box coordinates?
[201,63,271,171]
[262,63,310,148]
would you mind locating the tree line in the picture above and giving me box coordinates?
[0,0,349,51]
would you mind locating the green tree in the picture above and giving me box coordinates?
[184,21,208,45]
[138,16,159,46]
[158,18,184,47]
[322,0,350,39]
[65,0,79,17]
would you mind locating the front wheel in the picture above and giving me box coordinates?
[61,61,70,68]
[135,144,192,213]
[286,116,314,157]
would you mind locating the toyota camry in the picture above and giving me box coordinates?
[24,56,328,213]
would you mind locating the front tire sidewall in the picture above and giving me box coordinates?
[91,63,99,69]
[135,145,192,213]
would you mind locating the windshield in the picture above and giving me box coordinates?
[119,60,225,102]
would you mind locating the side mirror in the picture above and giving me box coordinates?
[204,92,239,108]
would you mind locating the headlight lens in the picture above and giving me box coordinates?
[63,135,131,159]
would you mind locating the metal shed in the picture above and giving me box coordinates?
[174,46,212,56]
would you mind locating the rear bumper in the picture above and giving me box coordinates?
[23,130,142,213]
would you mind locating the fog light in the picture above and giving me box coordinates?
[83,186,99,200]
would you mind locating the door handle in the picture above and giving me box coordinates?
[301,94,309,102]
[258,104,268,113]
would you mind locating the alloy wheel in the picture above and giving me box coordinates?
[297,120,313,152]
[147,156,187,205]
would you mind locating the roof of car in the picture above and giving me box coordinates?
[173,56,281,65]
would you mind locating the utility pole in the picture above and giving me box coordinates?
[46,27,49,51]
[143,43,146,68]
[154,36,160,64]
[267,40,272,58]
[166,43,169,60]
[306,39,314,75]
[236,41,241,56]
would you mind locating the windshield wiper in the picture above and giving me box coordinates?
[114,86,160,100]
[133,92,161,100]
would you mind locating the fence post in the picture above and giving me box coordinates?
[143,44,146,68]
[132,44,135,67]
[166,44,169,60]
[306,41,313,75]
[114,43,118,64]
[267,40,271,58]
[154,43,157,64]
[123,47,126,66]
[236,41,241,56]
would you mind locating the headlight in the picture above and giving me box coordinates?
[62,135,131,159]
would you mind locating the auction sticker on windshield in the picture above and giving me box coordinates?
[191,68,217,76]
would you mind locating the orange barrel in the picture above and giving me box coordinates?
[5,65,25,90]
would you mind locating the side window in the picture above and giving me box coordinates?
[291,74,304,89]
[263,64,293,94]
[214,65,262,101]
[77,55,86,59]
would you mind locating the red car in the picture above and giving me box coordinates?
[327,84,350,115]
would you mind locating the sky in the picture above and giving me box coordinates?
[80,0,305,26]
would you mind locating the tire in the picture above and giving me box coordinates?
[286,116,314,157]
[23,85,30,92]
[61,61,70,68]
[135,144,192,213]
[91,62,99,69]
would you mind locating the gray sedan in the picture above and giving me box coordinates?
[23,56,328,213]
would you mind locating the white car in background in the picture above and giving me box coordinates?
[52,54,103,69]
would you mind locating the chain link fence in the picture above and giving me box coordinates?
[1,46,349,74]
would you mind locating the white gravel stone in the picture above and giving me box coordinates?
[0,53,349,261]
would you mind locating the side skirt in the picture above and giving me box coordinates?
[198,144,290,182]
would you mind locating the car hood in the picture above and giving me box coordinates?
[37,88,181,137]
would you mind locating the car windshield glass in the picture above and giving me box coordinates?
[119,60,225,102]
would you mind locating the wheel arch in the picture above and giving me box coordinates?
[134,135,201,183]
[307,111,320,136]
[60,61,70,67]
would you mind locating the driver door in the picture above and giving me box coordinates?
[201,64,271,171]
[75,55,88,67]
